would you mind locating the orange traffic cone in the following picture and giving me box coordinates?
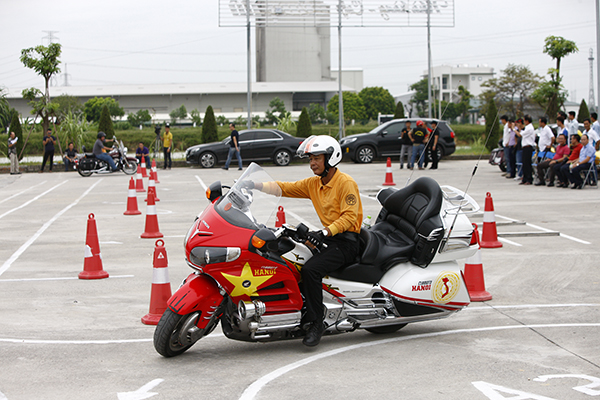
[145,171,160,202]
[275,206,286,227]
[141,191,163,239]
[480,192,502,248]
[135,165,145,193]
[151,159,160,184]
[141,159,148,178]
[124,177,142,215]
[79,213,109,280]
[142,239,172,325]
[382,157,396,186]
[464,223,492,301]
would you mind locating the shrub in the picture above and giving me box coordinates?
[358,86,395,121]
[202,106,218,143]
[577,99,590,122]
[394,101,405,119]
[296,107,312,137]
[98,105,115,137]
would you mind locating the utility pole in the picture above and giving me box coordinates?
[62,63,71,86]
[338,0,344,139]
[589,49,596,113]
[246,0,252,130]
[426,0,432,118]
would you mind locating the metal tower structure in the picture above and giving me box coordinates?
[589,48,596,113]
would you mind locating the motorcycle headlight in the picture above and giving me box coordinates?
[189,246,241,267]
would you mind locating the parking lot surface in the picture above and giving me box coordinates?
[0,160,598,400]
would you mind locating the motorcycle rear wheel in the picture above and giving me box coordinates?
[365,323,407,334]
[77,168,93,177]
[122,160,137,175]
[154,309,202,357]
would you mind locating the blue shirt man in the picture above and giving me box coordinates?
[568,134,596,188]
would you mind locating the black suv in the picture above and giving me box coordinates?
[339,118,456,163]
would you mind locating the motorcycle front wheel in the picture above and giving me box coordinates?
[122,159,137,175]
[154,309,206,357]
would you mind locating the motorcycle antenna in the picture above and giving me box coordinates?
[441,106,502,249]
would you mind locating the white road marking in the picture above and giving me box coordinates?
[238,323,600,400]
[0,180,47,205]
[284,210,319,231]
[117,378,163,400]
[0,389,6,400]
[0,275,134,283]
[496,214,590,245]
[534,374,600,396]
[0,180,67,220]
[465,303,600,311]
[195,175,208,191]
[359,193,379,202]
[498,237,522,247]
[0,179,102,277]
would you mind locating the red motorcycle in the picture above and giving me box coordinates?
[153,163,477,357]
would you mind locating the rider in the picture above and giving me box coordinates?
[253,135,363,346]
[93,132,118,172]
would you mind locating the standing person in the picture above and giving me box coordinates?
[500,115,511,177]
[518,115,535,185]
[537,117,554,154]
[591,113,600,146]
[582,118,599,147]
[93,132,118,172]
[63,142,78,171]
[399,120,413,169]
[505,118,517,179]
[222,123,242,170]
[409,120,427,170]
[566,111,579,143]
[8,131,20,175]
[40,128,56,173]
[428,120,440,169]
[251,135,362,347]
[161,123,173,169]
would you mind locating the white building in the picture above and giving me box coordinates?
[425,64,494,102]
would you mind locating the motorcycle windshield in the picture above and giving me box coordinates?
[215,162,282,230]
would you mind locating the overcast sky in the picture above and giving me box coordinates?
[0,0,597,105]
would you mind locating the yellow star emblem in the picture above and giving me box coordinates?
[221,263,274,298]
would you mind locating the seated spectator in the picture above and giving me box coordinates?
[568,134,596,189]
[64,142,78,171]
[536,134,569,186]
[135,142,151,167]
[557,134,583,188]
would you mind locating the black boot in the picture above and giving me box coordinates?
[302,321,324,347]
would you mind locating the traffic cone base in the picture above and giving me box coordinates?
[79,213,109,280]
[382,157,396,186]
[480,192,502,248]
[464,223,492,302]
[142,239,172,325]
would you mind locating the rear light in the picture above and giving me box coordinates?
[450,131,455,139]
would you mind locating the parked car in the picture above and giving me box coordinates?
[339,118,456,163]
[185,129,304,168]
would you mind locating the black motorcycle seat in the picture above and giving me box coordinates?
[84,153,96,158]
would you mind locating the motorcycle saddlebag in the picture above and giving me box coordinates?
[80,157,96,170]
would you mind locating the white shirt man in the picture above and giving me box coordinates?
[501,116,510,147]
[537,119,554,152]
[584,120,599,144]
[521,121,536,147]
[566,113,579,141]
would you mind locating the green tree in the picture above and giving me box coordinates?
[531,81,568,118]
[9,112,24,160]
[216,115,229,126]
[20,43,61,133]
[265,97,287,125]
[127,109,152,127]
[485,99,500,152]
[169,104,187,125]
[577,99,590,122]
[202,105,218,143]
[358,86,395,121]
[394,101,405,119]
[190,109,202,126]
[409,78,429,117]
[0,88,11,131]
[481,64,542,118]
[308,103,326,123]
[98,105,115,137]
[296,107,312,138]
[327,92,367,122]
[83,97,124,122]
[54,94,83,122]
[59,111,90,151]
[456,85,473,121]
[542,36,578,119]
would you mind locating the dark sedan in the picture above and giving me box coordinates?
[185,129,304,168]
[339,118,456,163]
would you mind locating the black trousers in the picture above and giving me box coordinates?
[41,150,54,171]
[521,146,533,183]
[301,233,359,323]
[430,145,439,169]
[163,147,171,168]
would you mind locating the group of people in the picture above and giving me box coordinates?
[136,123,174,170]
[500,111,599,189]
[399,120,440,170]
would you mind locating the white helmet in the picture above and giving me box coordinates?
[296,135,342,169]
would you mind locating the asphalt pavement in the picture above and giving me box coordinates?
[0,159,598,400]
